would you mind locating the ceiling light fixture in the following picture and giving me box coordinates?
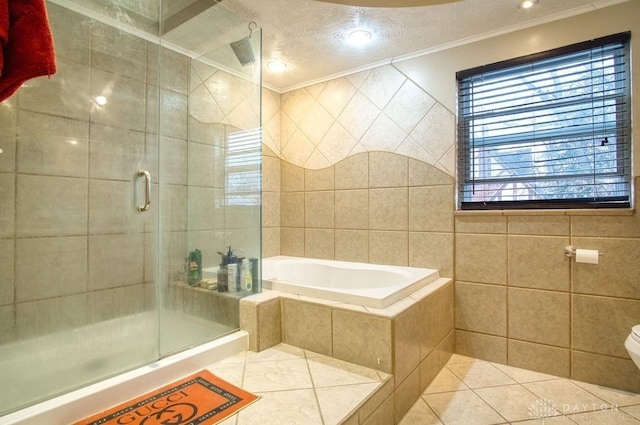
[347,29,372,46]
[267,60,288,72]
[520,0,538,9]
[95,95,107,106]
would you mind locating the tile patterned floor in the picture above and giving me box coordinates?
[206,343,390,425]
[400,354,640,425]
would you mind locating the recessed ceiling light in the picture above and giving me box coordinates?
[520,0,538,9]
[95,95,107,106]
[347,29,372,46]
[267,60,287,72]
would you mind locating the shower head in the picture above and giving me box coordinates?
[230,36,255,66]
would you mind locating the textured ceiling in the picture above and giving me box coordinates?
[165,0,626,92]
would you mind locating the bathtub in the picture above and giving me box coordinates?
[262,256,439,309]
[0,314,247,425]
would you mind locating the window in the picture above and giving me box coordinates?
[225,127,262,206]
[457,32,631,210]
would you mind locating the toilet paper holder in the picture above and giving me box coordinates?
[563,245,605,258]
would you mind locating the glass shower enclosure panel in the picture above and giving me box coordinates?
[0,0,261,416]
[159,3,262,355]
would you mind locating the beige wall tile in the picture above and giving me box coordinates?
[361,394,394,425]
[508,236,571,291]
[508,339,570,378]
[369,188,408,231]
[508,215,570,236]
[394,304,420,384]
[409,186,454,232]
[408,158,453,187]
[305,191,334,228]
[572,212,640,239]
[262,227,280,258]
[455,215,507,234]
[419,287,439,360]
[573,294,640,358]
[508,288,570,348]
[358,378,394,423]
[370,231,408,266]
[281,227,304,257]
[369,152,408,188]
[258,299,282,351]
[408,232,454,278]
[394,367,420,423]
[0,240,14,305]
[335,230,368,263]
[0,305,15,344]
[419,349,440,392]
[572,237,640,299]
[438,282,455,343]
[455,282,506,336]
[281,160,305,192]
[281,192,304,227]
[262,192,281,228]
[89,234,144,290]
[335,189,368,229]
[438,329,455,369]
[455,234,507,285]
[88,284,145,322]
[305,166,334,191]
[262,155,281,192]
[305,229,335,260]
[455,330,507,363]
[283,300,332,355]
[333,310,393,373]
[335,153,369,190]
[0,174,14,238]
[16,294,88,339]
[239,301,258,351]
[572,350,640,394]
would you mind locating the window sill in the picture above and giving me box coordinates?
[454,208,635,217]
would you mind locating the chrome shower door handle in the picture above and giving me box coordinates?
[137,169,151,212]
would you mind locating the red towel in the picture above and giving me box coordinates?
[0,0,56,102]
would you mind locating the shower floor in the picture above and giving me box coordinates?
[0,311,234,416]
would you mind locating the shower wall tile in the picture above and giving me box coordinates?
[0,305,15,344]
[148,45,190,94]
[89,123,145,181]
[572,294,640,358]
[16,293,88,338]
[47,4,91,65]
[335,153,368,190]
[335,230,368,263]
[0,103,16,173]
[283,300,332,356]
[455,234,506,285]
[88,284,146,323]
[188,187,223,231]
[88,234,144,290]
[16,175,87,237]
[508,236,571,292]
[0,174,14,238]
[263,155,281,192]
[18,58,91,121]
[161,137,187,185]
[15,236,87,302]
[455,282,506,336]
[369,152,407,188]
[281,192,305,227]
[408,158,453,187]
[384,80,435,133]
[408,232,453,278]
[0,240,14,306]
[508,339,570,378]
[572,237,640,299]
[282,161,305,192]
[146,84,160,135]
[89,179,141,234]
[159,90,189,139]
[305,229,335,260]
[408,186,454,232]
[305,191,334,228]
[369,188,408,231]
[262,192,281,228]
[162,185,188,231]
[335,189,368,230]
[305,167,334,191]
[507,215,570,236]
[17,112,89,177]
[455,330,507,364]
[262,227,281,258]
[91,21,147,80]
[508,288,570,348]
[90,69,146,132]
[369,231,408,266]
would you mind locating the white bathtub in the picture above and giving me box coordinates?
[262,256,439,309]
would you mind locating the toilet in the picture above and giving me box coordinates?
[625,325,640,370]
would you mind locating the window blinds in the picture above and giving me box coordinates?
[457,32,631,210]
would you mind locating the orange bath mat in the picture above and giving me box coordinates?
[74,370,259,425]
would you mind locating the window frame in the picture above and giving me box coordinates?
[456,32,632,211]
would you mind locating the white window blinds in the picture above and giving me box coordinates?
[457,32,631,210]
[225,127,262,206]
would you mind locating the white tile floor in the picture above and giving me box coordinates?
[400,354,640,425]
[207,343,390,425]
[205,343,640,425]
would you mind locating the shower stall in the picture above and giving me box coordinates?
[0,0,262,417]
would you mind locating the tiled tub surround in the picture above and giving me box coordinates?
[240,277,455,423]
[261,1,640,395]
